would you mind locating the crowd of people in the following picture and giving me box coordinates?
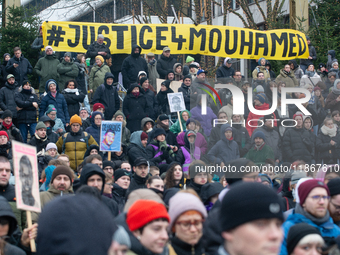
[1,33,340,255]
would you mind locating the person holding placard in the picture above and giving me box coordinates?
[156,80,173,116]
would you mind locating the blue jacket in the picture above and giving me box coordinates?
[39,79,70,124]
[280,211,340,255]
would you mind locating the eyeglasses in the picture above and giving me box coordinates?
[308,195,330,202]
[105,183,113,187]
[176,219,205,230]
[94,117,102,120]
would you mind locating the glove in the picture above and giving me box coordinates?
[162,149,169,160]
[12,128,20,138]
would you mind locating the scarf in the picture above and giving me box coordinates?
[64,88,79,95]
[333,87,340,95]
[132,92,139,98]
[309,92,315,104]
[226,137,233,141]
[2,122,12,130]
[51,91,57,98]
[22,88,31,94]
[321,125,337,137]
[157,122,169,131]
[255,141,265,151]
[305,71,315,77]
[133,173,148,185]
[295,203,330,225]
[35,133,48,141]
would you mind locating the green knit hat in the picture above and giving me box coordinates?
[36,121,47,130]
[186,56,195,63]
[114,110,125,120]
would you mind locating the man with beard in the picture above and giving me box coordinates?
[32,165,74,223]
[327,178,340,226]
[245,131,275,166]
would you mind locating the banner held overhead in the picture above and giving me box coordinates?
[42,21,309,60]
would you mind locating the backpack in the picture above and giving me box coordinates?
[61,131,90,153]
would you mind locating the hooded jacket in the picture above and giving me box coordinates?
[92,72,120,121]
[208,124,240,165]
[316,124,340,164]
[57,59,79,90]
[121,45,148,87]
[252,65,270,81]
[127,131,152,166]
[157,53,177,79]
[14,85,39,124]
[141,85,158,120]
[178,81,191,110]
[61,85,85,118]
[327,50,338,70]
[114,110,131,146]
[0,54,10,88]
[6,54,33,87]
[0,81,19,118]
[39,79,70,124]
[216,63,235,82]
[88,61,111,93]
[156,81,174,116]
[300,42,317,67]
[86,40,112,66]
[141,117,154,133]
[80,164,119,216]
[176,129,207,155]
[173,63,184,81]
[276,69,299,87]
[85,112,102,144]
[34,54,60,93]
[170,110,191,134]
[123,83,149,133]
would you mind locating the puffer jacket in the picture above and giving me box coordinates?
[0,81,18,118]
[282,127,313,163]
[39,79,70,125]
[6,54,33,86]
[56,130,98,170]
[14,86,39,124]
[207,124,239,165]
[275,69,299,87]
[61,88,85,118]
[88,63,111,92]
[34,54,60,93]
[57,59,79,90]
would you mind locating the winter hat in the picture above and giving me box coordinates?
[140,132,148,140]
[163,188,180,206]
[36,121,47,130]
[183,74,192,81]
[255,85,264,93]
[3,53,10,59]
[186,56,195,63]
[114,110,125,120]
[113,226,131,249]
[298,179,330,205]
[263,114,275,123]
[224,57,232,65]
[134,157,148,167]
[200,182,224,204]
[287,223,322,255]
[258,57,265,66]
[293,112,304,120]
[6,74,14,80]
[70,114,82,126]
[91,112,103,123]
[197,69,207,76]
[124,189,165,212]
[290,171,307,185]
[159,114,169,121]
[138,71,147,79]
[48,80,56,88]
[186,118,195,126]
[79,107,90,115]
[64,52,72,58]
[46,104,57,114]
[45,46,53,51]
[153,128,166,138]
[2,109,12,119]
[22,80,31,86]
[221,182,283,231]
[327,178,340,196]
[189,160,206,179]
[93,103,105,112]
[318,63,326,69]
[0,131,9,140]
[313,86,321,92]
[224,125,233,132]
[333,62,339,68]
[168,193,207,231]
[114,168,130,182]
[103,160,114,170]
[51,165,73,183]
[254,93,266,104]
[139,77,148,87]
[253,131,265,141]
[95,55,104,63]
[161,80,171,89]
[126,200,170,231]
[46,143,57,151]
[189,63,199,69]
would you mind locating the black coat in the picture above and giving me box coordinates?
[156,88,174,116]
[216,64,235,82]
[14,87,39,124]
[126,174,148,197]
[232,124,252,157]
[316,131,340,164]
[92,73,120,121]
[61,88,85,118]
[142,88,158,120]
[0,82,18,118]
[28,135,49,154]
[86,41,111,66]
[0,124,23,143]
[112,184,126,213]
[6,54,33,86]
[0,60,9,88]
[282,127,313,163]
[178,83,191,110]
[123,85,149,133]
[157,54,177,79]
[121,45,148,87]
[170,236,205,255]
[74,61,87,94]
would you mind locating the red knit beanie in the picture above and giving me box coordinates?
[298,179,330,205]
[293,112,303,120]
[126,200,170,231]
[0,131,9,140]
[93,103,105,112]
[140,132,148,141]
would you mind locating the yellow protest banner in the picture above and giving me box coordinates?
[42,21,309,60]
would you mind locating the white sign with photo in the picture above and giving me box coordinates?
[167,92,186,113]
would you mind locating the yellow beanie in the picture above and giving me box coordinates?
[95,55,104,64]
[70,114,82,126]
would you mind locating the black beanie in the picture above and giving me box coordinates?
[220,182,283,231]
[287,223,321,255]
[2,109,12,119]
[153,128,166,139]
[189,161,206,179]
[161,80,171,89]
[158,114,169,121]
[114,168,130,181]
[327,178,340,196]
[140,77,148,87]
[103,160,114,170]
[183,74,192,81]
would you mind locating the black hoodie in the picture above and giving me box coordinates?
[157,53,177,79]
[121,44,148,87]
[80,164,119,216]
[92,72,120,120]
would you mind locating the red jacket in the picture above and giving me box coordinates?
[246,103,277,136]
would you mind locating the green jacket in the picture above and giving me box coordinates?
[88,64,111,92]
[57,59,79,90]
[34,54,60,93]
[245,143,275,166]
[170,110,191,134]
